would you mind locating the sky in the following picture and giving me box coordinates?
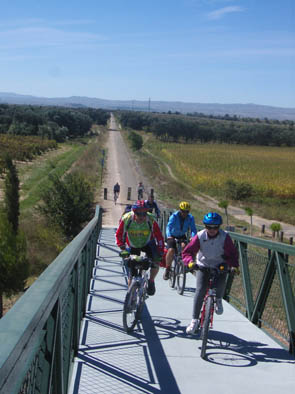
[0,0,294,108]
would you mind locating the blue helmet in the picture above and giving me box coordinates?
[203,212,223,226]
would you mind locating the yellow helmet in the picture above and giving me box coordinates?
[179,201,190,211]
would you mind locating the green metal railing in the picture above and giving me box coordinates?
[0,206,102,394]
[159,210,295,355]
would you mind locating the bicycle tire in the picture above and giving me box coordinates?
[122,283,140,332]
[200,296,213,359]
[135,280,147,319]
[169,258,177,288]
[176,260,186,295]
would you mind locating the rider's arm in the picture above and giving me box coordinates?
[223,234,239,268]
[182,235,200,265]
[166,214,175,238]
[189,215,197,238]
[115,220,125,249]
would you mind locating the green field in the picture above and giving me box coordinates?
[137,134,295,225]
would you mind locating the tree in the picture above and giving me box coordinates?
[128,131,143,150]
[0,214,28,317]
[218,200,229,225]
[245,207,254,236]
[39,173,94,238]
[4,155,20,234]
[270,222,281,239]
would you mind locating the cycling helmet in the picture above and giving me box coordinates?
[132,200,149,212]
[179,201,191,211]
[203,212,223,226]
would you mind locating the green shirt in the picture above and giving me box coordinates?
[123,212,153,248]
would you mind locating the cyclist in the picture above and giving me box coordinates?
[144,194,161,219]
[113,182,120,201]
[137,182,145,200]
[163,201,197,280]
[182,212,239,335]
[116,200,164,296]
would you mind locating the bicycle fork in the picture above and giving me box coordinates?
[200,290,216,329]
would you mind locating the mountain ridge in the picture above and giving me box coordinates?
[0,92,294,121]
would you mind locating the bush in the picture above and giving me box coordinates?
[225,179,253,200]
[128,131,143,150]
[38,173,94,237]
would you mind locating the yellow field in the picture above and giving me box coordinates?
[147,141,295,199]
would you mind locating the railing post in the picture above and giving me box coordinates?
[275,252,295,356]
[238,242,254,319]
[127,187,131,200]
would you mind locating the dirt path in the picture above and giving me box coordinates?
[101,114,150,227]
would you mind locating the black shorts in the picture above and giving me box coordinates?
[166,236,187,251]
[129,240,160,269]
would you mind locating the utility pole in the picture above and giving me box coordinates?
[148,97,151,112]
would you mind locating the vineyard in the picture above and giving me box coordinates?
[147,140,295,199]
[141,136,295,224]
[0,134,57,174]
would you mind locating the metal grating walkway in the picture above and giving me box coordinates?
[68,228,294,394]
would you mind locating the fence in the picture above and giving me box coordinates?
[159,210,295,355]
[0,206,102,394]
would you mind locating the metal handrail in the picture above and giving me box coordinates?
[160,210,295,355]
[0,206,102,394]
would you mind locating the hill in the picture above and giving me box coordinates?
[1,92,295,121]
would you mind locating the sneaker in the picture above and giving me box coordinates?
[186,319,200,335]
[163,267,170,280]
[147,279,156,296]
[215,298,223,315]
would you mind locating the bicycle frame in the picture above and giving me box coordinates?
[169,239,182,288]
[169,239,187,294]
[199,265,229,359]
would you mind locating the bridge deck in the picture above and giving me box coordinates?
[68,227,294,394]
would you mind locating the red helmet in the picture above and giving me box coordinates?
[132,200,148,211]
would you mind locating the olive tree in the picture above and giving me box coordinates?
[39,173,94,238]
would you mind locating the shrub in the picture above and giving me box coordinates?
[128,131,143,150]
[38,173,94,238]
[225,179,253,200]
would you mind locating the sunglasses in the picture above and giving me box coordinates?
[205,225,220,230]
[135,211,147,217]
[180,210,189,214]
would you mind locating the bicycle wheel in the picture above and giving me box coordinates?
[135,280,147,320]
[169,258,177,288]
[176,260,186,295]
[200,296,213,359]
[123,283,140,332]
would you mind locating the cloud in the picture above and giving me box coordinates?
[207,6,245,20]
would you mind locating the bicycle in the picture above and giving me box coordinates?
[122,254,152,332]
[168,239,187,295]
[198,264,229,359]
